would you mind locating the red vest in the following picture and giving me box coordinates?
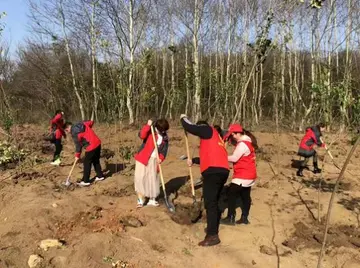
[233,140,257,180]
[199,127,229,173]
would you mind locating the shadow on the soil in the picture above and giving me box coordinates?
[290,159,310,170]
[338,197,360,228]
[300,178,351,193]
[104,163,126,177]
[159,176,188,199]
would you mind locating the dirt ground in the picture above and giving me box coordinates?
[1,123,360,268]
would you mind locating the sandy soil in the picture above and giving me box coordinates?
[1,123,360,268]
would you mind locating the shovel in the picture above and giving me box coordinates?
[184,131,197,204]
[321,138,354,176]
[63,158,78,186]
[150,125,175,213]
[184,131,202,222]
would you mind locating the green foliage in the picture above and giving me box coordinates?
[247,10,274,63]
[1,112,13,134]
[0,141,27,166]
[298,0,324,9]
[119,145,135,162]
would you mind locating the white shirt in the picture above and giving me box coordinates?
[228,135,255,187]
[150,128,163,158]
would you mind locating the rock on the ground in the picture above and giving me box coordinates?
[259,245,276,256]
[39,239,64,251]
[120,216,143,228]
[112,260,129,267]
[28,254,43,268]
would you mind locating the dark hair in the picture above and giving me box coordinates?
[213,125,223,137]
[232,129,259,150]
[196,120,209,126]
[316,122,326,135]
[64,121,72,129]
[155,118,169,133]
[55,109,63,115]
[317,122,326,129]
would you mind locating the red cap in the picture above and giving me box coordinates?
[223,124,243,141]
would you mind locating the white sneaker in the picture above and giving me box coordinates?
[95,177,105,182]
[77,181,91,187]
[147,199,159,207]
[137,198,144,208]
[50,159,61,166]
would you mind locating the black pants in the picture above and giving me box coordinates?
[52,139,62,161]
[203,171,229,236]
[82,145,104,183]
[300,150,318,168]
[227,183,252,217]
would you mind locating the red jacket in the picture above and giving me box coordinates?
[71,120,101,158]
[134,124,168,166]
[50,114,65,139]
[199,127,229,173]
[298,126,325,157]
[233,140,257,180]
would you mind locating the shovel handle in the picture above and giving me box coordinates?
[150,125,167,199]
[67,158,78,179]
[320,137,334,160]
[184,131,195,196]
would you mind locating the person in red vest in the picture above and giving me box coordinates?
[49,110,66,166]
[64,120,104,186]
[181,114,229,247]
[134,118,169,208]
[297,123,326,177]
[220,124,257,225]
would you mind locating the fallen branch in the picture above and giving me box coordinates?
[317,135,360,268]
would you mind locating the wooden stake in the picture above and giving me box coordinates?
[317,135,360,268]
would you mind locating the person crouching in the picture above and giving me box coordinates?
[221,124,257,225]
[297,123,326,177]
[134,119,169,208]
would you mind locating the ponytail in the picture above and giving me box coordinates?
[243,129,259,150]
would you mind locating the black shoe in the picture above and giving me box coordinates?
[236,215,249,225]
[220,215,236,226]
[296,169,304,177]
[313,168,322,174]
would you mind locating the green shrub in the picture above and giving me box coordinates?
[0,141,27,166]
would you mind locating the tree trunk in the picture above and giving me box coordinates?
[185,45,190,115]
[59,0,85,120]
[160,49,167,116]
[168,30,175,120]
[192,0,201,122]
[127,0,135,124]
[340,0,352,132]
[90,0,98,121]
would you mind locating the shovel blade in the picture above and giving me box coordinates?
[164,196,176,213]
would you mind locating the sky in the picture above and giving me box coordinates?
[1,0,29,56]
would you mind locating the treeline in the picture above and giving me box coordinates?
[0,0,359,131]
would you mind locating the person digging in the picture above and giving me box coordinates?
[64,120,105,186]
[181,114,229,247]
[296,123,326,177]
